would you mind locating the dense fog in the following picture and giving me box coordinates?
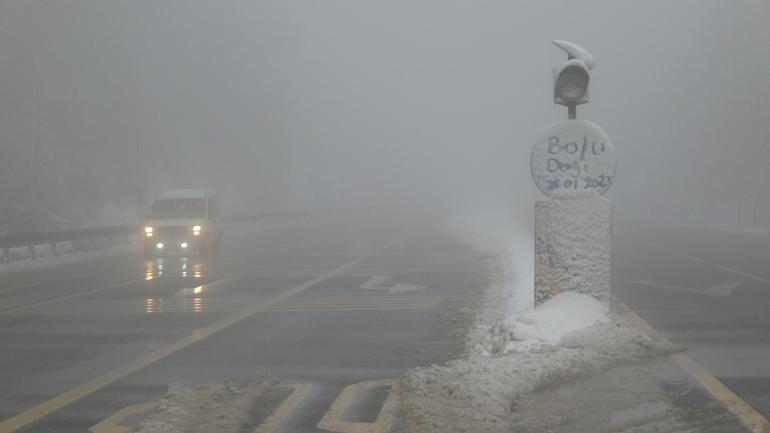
[0,1,768,231]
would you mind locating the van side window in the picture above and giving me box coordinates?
[208,197,219,219]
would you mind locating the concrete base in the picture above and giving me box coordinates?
[534,195,611,307]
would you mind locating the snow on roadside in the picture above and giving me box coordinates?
[435,212,533,355]
[438,212,613,353]
[437,212,533,316]
[398,211,681,433]
[399,319,680,433]
[0,243,137,276]
[439,211,606,355]
[135,379,279,433]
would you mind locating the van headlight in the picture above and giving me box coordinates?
[144,226,154,237]
[192,225,202,236]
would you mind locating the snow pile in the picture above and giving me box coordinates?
[508,291,608,346]
[397,211,681,433]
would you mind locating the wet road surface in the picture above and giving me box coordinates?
[615,219,770,428]
[0,213,483,433]
[0,212,766,432]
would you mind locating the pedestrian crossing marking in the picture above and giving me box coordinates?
[89,401,158,433]
[252,383,312,433]
[90,379,396,433]
[318,379,397,433]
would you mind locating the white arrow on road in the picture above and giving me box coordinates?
[361,275,425,294]
[629,280,740,297]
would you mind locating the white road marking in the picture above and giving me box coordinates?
[361,275,424,294]
[629,280,740,297]
[637,240,770,285]
[716,265,770,285]
[671,250,707,263]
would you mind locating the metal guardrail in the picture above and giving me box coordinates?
[0,207,356,264]
[0,225,136,263]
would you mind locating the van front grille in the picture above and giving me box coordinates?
[155,226,188,238]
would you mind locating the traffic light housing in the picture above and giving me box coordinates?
[551,40,595,119]
[554,58,590,107]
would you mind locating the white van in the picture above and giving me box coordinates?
[143,189,222,256]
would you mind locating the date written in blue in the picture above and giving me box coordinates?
[546,175,612,191]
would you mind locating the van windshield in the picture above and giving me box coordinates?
[150,199,205,219]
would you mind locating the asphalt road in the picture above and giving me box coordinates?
[0,212,484,433]
[614,219,770,426]
[0,212,767,433]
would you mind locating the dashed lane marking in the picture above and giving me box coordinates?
[617,298,770,433]
[0,245,387,433]
[627,280,740,297]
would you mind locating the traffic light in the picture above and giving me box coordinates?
[552,40,595,118]
[554,58,590,106]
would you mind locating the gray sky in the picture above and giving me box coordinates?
[0,1,768,226]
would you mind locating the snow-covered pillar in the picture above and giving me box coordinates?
[530,41,615,309]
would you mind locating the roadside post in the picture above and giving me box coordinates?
[531,40,615,308]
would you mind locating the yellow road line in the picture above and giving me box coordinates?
[0,279,144,316]
[618,300,770,433]
[88,401,158,433]
[252,383,312,433]
[0,247,384,433]
[317,379,397,433]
